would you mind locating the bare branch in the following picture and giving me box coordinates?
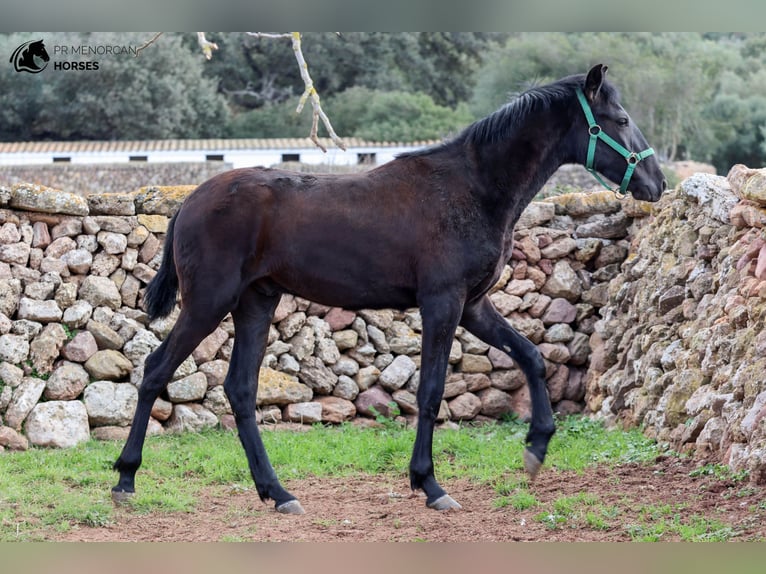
[245,32,345,151]
[134,32,164,57]
[246,32,292,40]
[197,32,219,60]
[289,32,346,151]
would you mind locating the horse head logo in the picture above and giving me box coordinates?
[10,39,50,73]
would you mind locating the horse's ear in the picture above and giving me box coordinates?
[584,64,608,102]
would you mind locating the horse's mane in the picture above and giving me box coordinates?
[399,73,620,158]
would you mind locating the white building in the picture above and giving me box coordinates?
[0,138,436,169]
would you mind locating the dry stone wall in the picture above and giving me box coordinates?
[588,165,766,484]
[0,180,648,453]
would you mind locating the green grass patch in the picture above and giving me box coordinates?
[0,415,661,541]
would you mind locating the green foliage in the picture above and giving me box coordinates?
[325,87,473,142]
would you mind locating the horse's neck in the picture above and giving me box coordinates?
[471,111,570,228]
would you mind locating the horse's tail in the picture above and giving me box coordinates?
[143,213,179,320]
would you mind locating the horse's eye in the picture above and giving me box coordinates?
[617,118,630,127]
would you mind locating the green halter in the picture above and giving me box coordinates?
[575,87,655,199]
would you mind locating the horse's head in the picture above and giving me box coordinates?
[572,64,666,202]
[29,40,50,62]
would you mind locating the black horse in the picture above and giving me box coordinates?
[10,39,50,73]
[112,64,666,513]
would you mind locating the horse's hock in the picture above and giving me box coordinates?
[1,168,766,482]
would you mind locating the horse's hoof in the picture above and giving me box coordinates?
[111,489,135,507]
[276,499,306,515]
[523,449,543,481]
[427,494,462,511]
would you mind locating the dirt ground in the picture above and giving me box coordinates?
[54,456,766,542]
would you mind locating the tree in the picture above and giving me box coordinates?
[0,32,230,141]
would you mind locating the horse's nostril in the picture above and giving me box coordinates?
[661,179,668,192]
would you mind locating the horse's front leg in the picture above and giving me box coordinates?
[461,295,555,478]
[410,292,464,510]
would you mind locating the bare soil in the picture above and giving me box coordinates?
[54,456,766,542]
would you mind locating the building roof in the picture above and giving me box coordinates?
[0,138,437,155]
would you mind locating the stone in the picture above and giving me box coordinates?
[192,327,229,364]
[541,298,577,325]
[83,380,138,426]
[0,242,30,266]
[297,356,338,395]
[87,320,125,350]
[489,291,522,316]
[315,337,341,364]
[62,300,93,330]
[391,389,418,415]
[256,368,313,406]
[151,397,174,421]
[0,362,24,388]
[575,212,630,239]
[138,233,161,263]
[332,330,358,351]
[541,260,582,301]
[123,328,161,366]
[283,401,322,424]
[490,369,526,392]
[203,386,232,416]
[17,297,62,323]
[55,282,78,310]
[24,281,55,301]
[87,192,137,216]
[198,359,229,388]
[448,392,482,420]
[315,396,356,423]
[10,184,88,215]
[324,307,356,331]
[0,222,21,245]
[354,385,395,418]
[84,349,133,380]
[540,236,577,259]
[0,333,29,364]
[358,309,394,330]
[544,323,574,344]
[165,403,218,434]
[0,279,22,317]
[0,425,29,450]
[61,248,93,274]
[505,279,536,297]
[4,377,47,430]
[167,372,208,403]
[44,361,90,400]
[289,326,315,361]
[487,347,516,370]
[332,375,359,401]
[478,387,514,418]
[78,276,122,310]
[25,401,91,448]
[135,187,195,217]
[459,354,493,374]
[518,202,555,228]
[682,173,738,224]
[659,285,685,315]
[378,355,417,392]
[354,365,380,391]
[31,222,51,249]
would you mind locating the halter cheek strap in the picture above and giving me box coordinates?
[575,87,655,199]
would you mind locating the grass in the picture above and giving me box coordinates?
[0,414,745,541]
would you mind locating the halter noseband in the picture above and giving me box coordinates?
[575,87,655,199]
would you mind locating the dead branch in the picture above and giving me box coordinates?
[247,32,346,152]
[197,32,218,60]
[134,32,164,57]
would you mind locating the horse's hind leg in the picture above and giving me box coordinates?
[461,295,555,479]
[224,287,303,514]
[112,309,225,503]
